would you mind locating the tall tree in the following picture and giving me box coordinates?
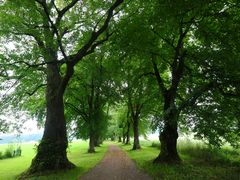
[150,0,240,163]
[118,56,154,150]
[0,0,124,174]
[65,55,114,153]
[114,0,240,163]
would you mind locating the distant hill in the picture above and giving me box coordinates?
[0,133,42,144]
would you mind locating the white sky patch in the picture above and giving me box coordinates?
[147,133,159,140]
[1,41,43,136]
[21,119,43,135]
[0,112,43,136]
[5,41,16,51]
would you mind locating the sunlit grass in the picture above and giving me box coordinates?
[119,140,240,180]
[0,140,108,180]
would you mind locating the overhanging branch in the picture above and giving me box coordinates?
[151,54,167,95]
[26,84,46,96]
[59,0,124,96]
[178,81,215,111]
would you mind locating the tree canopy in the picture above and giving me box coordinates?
[0,0,239,177]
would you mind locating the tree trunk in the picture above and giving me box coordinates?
[118,136,122,142]
[125,134,130,145]
[94,135,102,147]
[122,135,126,144]
[153,122,181,163]
[125,121,131,145]
[27,64,75,174]
[154,96,181,163]
[132,116,141,150]
[122,128,126,144]
[88,133,95,153]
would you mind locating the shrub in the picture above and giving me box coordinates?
[151,141,160,149]
[0,151,3,159]
[177,140,240,166]
[15,146,22,156]
[4,145,14,158]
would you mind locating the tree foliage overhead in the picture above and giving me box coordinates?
[110,0,240,162]
[0,0,125,174]
[0,0,239,174]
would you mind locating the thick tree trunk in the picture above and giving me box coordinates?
[27,64,75,174]
[88,133,96,153]
[154,97,181,163]
[153,122,181,163]
[132,116,141,150]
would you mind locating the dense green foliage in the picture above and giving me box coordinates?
[0,144,21,159]
[0,0,240,177]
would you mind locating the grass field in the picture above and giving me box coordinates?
[119,140,240,180]
[0,140,108,180]
[1,139,239,179]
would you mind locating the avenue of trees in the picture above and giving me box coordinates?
[0,0,239,177]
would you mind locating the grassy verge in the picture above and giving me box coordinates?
[0,140,108,180]
[119,140,240,180]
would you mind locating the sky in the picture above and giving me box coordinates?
[21,120,43,135]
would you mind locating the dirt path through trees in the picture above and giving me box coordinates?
[79,144,152,180]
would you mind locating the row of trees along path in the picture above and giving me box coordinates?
[0,0,239,178]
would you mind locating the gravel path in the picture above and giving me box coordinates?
[79,144,152,180]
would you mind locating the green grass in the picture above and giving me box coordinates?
[0,140,108,180]
[118,140,240,180]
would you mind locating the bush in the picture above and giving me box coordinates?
[4,145,14,158]
[0,151,3,159]
[0,144,22,160]
[151,141,160,149]
[177,140,240,166]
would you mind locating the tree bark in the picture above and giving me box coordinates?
[94,136,102,147]
[88,133,96,153]
[132,116,141,150]
[118,136,122,142]
[122,128,126,144]
[122,135,126,144]
[27,64,75,174]
[125,121,131,145]
[154,122,181,163]
[154,93,181,163]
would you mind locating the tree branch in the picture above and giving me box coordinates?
[151,28,175,49]
[26,84,46,96]
[59,0,124,95]
[35,0,68,61]
[55,0,79,26]
[178,81,215,111]
[65,102,89,122]
[70,0,123,65]
[151,54,167,95]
